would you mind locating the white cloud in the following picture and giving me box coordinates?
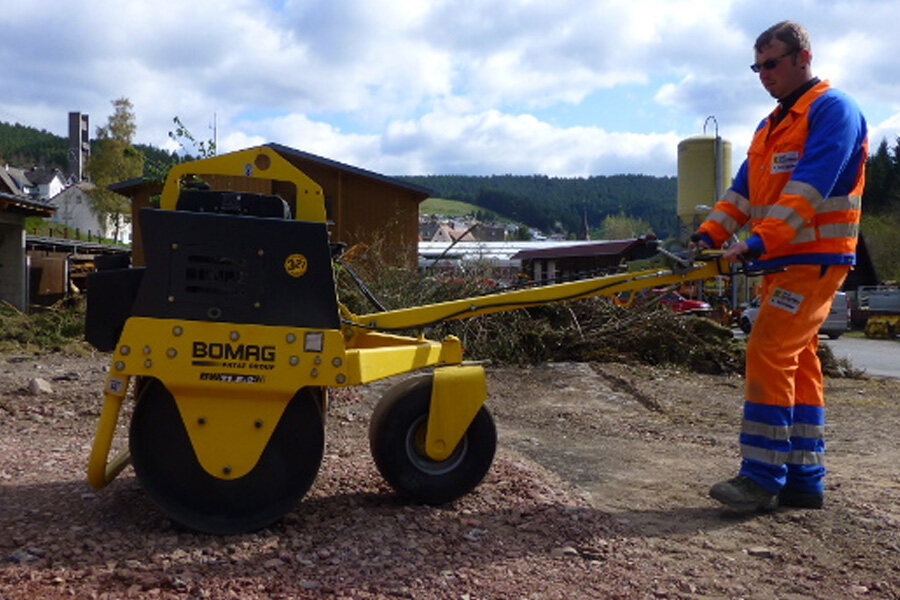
[2,0,899,178]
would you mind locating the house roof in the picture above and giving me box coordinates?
[265,143,433,199]
[48,181,96,205]
[23,166,64,186]
[511,236,659,260]
[1,167,25,194]
[0,191,55,217]
[108,177,164,196]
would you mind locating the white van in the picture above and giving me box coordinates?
[820,291,851,339]
[739,291,850,339]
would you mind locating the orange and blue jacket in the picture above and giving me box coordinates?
[697,80,867,269]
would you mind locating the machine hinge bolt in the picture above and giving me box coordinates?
[172,326,183,336]
[254,420,263,429]
[257,249,265,256]
[229,331,240,341]
[119,345,131,356]
[286,333,297,344]
[310,368,319,378]
[171,243,179,250]
[289,356,299,366]
[114,361,125,371]
[314,356,322,365]
[166,348,177,358]
[143,345,152,355]
[144,359,152,368]
[331,357,343,367]
[197,417,206,426]
[222,466,232,475]
[335,374,346,384]
[167,295,175,303]
[253,302,261,309]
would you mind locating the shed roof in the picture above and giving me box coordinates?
[0,191,55,217]
[511,236,658,260]
[109,144,434,200]
[264,143,433,198]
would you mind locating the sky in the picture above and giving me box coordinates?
[1,0,899,179]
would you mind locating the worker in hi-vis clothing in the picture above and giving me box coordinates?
[694,20,867,513]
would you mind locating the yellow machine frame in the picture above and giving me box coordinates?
[87,146,731,489]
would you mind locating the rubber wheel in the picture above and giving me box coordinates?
[369,374,496,505]
[740,317,752,334]
[129,379,324,534]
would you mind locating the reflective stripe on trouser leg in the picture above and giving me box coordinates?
[738,265,848,492]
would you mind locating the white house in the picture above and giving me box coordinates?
[1,165,66,200]
[47,182,132,244]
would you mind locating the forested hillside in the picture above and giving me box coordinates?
[0,121,175,176]
[400,174,677,238]
[0,122,69,170]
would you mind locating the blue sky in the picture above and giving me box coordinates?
[1,0,898,179]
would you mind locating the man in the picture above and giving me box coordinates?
[694,21,867,512]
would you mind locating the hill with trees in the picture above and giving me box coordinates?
[0,120,175,176]
[399,174,677,239]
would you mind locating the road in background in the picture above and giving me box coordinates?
[733,330,899,378]
[824,335,900,379]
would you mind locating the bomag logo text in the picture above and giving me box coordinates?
[192,342,276,363]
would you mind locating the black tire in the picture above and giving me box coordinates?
[740,317,752,334]
[129,379,324,534]
[369,374,496,505]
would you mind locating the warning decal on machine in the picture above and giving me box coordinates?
[768,288,804,314]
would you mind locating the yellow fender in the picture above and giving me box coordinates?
[425,365,487,461]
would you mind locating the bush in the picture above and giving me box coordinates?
[0,298,89,353]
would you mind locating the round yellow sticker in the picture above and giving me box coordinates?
[284,254,308,277]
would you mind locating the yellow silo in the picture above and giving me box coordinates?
[676,134,732,242]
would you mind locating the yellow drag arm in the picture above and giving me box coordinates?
[349,256,730,332]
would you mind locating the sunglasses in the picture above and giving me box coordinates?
[750,50,796,73]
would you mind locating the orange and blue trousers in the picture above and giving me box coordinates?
[739,264,850,495]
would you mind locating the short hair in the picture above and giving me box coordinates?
[755,21,811,54]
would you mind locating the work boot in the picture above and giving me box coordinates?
[778,487,824,509]
[709,475,778,513]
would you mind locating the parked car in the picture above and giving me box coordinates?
[739,291,850,339]
[647,289,712,315]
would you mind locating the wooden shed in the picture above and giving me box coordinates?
[1,191,55,310]
[512,236,660,283]
[111,144,432,268]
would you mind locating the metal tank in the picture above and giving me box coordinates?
[676,127,732,244]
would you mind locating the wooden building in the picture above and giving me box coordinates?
[110,144,432,267]
[512,236,660,283]
[0,191,55,310]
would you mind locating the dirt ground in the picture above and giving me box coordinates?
[1,349,899,599]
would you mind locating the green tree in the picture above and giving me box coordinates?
[85,98,144,242]
[597,212,653,240]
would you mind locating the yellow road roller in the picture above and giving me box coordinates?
[84,146,731,534]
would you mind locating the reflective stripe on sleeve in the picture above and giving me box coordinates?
[724,189,751,218]
[765,203,807,232]
[783,180,824,209]
[707,209,741,235]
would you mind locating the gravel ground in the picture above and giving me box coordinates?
[2,350,899,599]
